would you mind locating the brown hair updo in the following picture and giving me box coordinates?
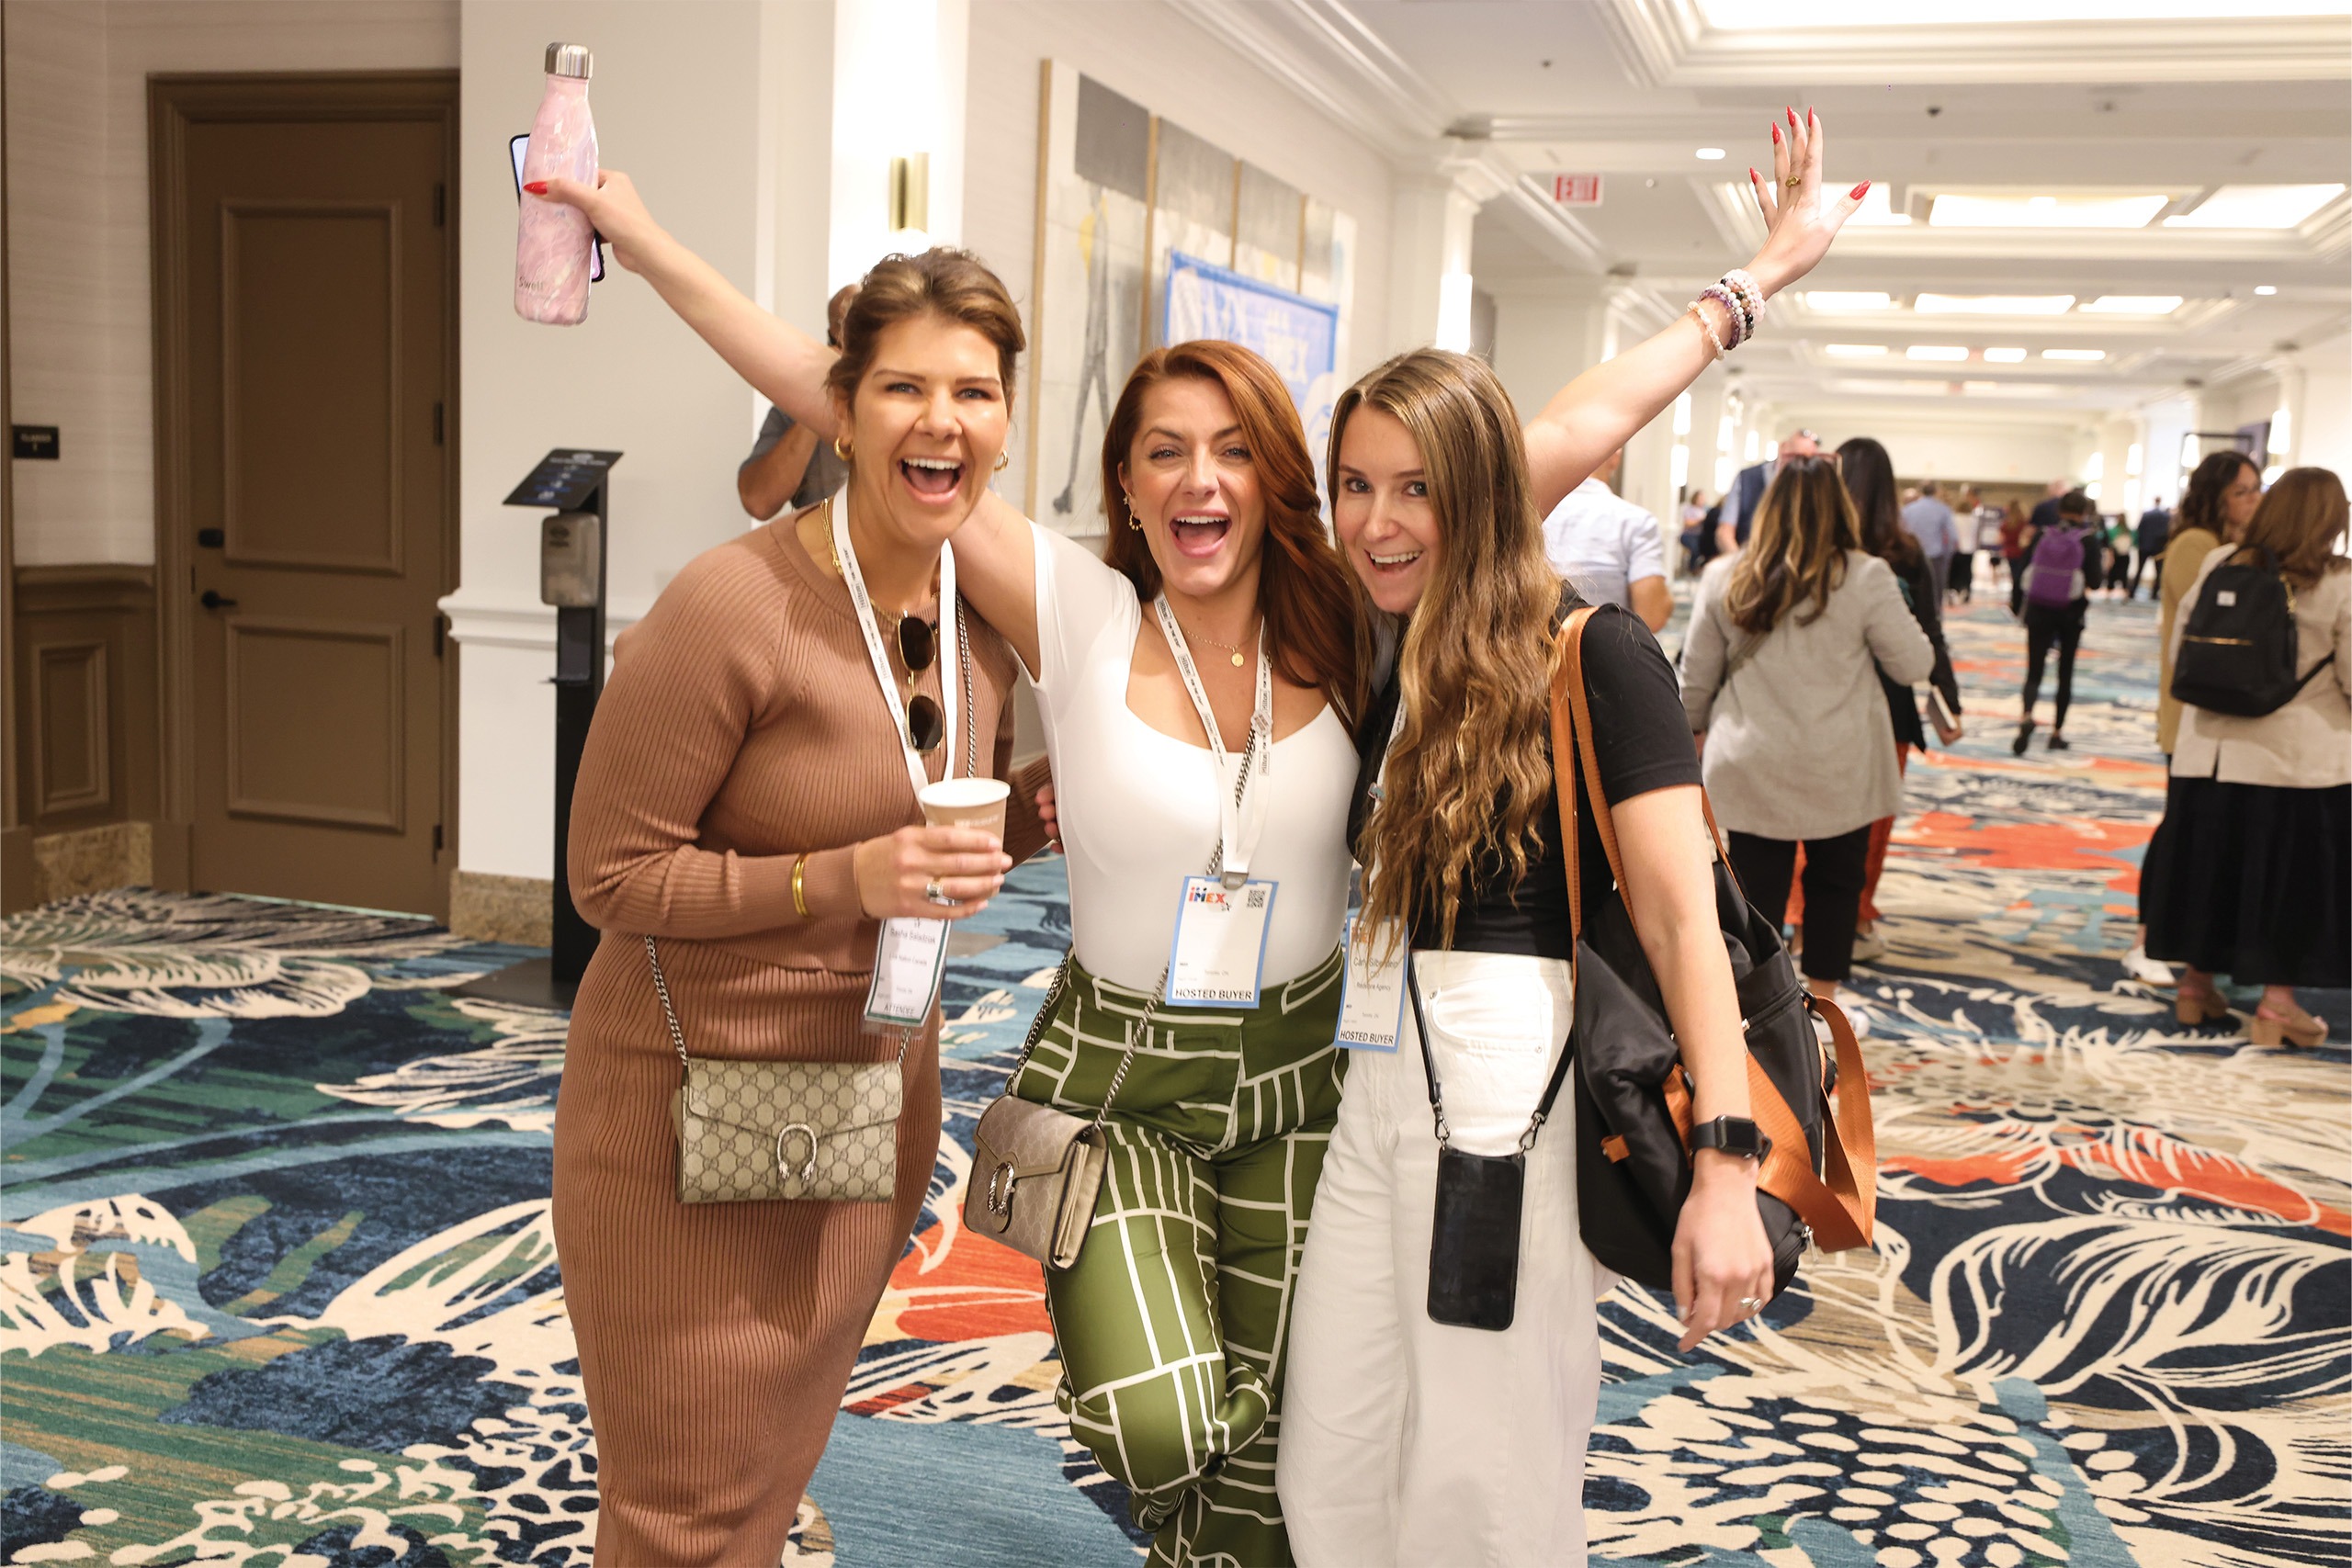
[824,248,1026,414]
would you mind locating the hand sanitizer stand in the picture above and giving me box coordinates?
[457,447,622,1010]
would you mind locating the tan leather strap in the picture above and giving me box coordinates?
[1549,608,1874,1252]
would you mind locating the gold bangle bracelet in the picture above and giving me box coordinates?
[791,853,811,919]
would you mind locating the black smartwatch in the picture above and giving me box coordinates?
[1690,1116,1770,1162]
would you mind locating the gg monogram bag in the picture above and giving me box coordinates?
[649,936,904,1205]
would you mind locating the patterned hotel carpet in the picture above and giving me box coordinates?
[2,594,2346,1566]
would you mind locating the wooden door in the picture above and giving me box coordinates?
[153,76,457,918]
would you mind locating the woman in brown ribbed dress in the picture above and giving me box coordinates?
[552,245,1048,1562]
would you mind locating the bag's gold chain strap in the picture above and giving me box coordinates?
[1000,709,1261,1134]
[645,596,969,1077]
[647,933,911,1071]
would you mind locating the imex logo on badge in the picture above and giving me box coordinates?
[1187,884,1232,911]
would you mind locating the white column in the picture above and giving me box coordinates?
[1488,281,1607,429]
[1386,156,1499,356]
[830,0,967,287]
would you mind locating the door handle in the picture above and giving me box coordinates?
[199,589,240,610]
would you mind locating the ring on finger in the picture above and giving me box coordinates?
[924,878,956,907]
[1737,1294,1765,1313]
[1782,175,1803,189]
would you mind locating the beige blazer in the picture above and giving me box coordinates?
[2167,546,2351,789]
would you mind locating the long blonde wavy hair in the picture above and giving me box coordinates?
[1336,349,1566,952]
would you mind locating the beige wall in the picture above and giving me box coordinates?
[4,0,460,568]
[960,0,1394,515]
[447,0,833,882]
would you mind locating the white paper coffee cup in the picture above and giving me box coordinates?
[918,776,1011,843]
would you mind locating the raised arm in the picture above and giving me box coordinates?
[533,170,1044,669]
[1523,110,1867,514]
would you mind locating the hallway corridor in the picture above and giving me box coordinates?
[1,597,2344,1567]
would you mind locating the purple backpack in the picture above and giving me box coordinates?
[2024,525,2086,609]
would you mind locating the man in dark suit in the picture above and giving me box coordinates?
[1715,426,1821,557]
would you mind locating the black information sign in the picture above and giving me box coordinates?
[12,425,60,460]
[503,448,623,510]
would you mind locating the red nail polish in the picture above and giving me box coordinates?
[1851,181,1871,199]
[1787,107,1797,124]
[1808,107,1817,126]
[1749,168,1760,182]
[1771,124,1781,144]
[524,180,548,196]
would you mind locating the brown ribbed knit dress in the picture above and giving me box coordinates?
[553,513,1045,1564]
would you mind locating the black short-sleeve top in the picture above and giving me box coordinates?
[1348,598,1702,959]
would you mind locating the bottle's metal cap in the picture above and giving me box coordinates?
[545,42,592,79]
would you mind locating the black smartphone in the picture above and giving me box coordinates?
[510,133,604,282]
[1426,1145,1525,1331]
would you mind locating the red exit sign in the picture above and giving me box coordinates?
[1552,175,1603,206]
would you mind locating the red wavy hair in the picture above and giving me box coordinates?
[1100,341,1362,722]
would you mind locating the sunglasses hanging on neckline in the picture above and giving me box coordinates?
[895,612,944,753]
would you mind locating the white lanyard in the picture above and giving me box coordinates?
[834,500,958,800]
[1155,594,1272,888]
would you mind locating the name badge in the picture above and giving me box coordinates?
[865,917,950,1030]
[1167,875,1277,1009]
[1333,915,1406,1052]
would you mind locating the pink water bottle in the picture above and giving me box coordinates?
[514,42,597,325]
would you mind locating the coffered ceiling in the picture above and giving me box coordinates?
[1175,0,2352,418]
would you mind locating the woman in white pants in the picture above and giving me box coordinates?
[1280,107,1865,1565]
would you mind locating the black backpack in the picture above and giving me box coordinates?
[2171,547,2335,717]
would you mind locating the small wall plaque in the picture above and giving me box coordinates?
[11,425,59,460]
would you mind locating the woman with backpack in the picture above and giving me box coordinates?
[1679,455,1935,1032]
[2011,491,2097,754]
[2141,468,2349,1048]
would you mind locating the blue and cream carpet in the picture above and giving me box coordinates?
[3,596,2346,1566]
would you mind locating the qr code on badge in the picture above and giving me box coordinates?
[1246,887,1269,909]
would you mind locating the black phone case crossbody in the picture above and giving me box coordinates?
[1408,954,1573,1333]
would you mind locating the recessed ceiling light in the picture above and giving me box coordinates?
[2255,284,2279,295]
[1915,293,2077,314]
[1906,345,1971,361]
[1804,290,1898,311]
[2079,295,2185,313]
[1696,148,1726,161]
[1982,347,2029,363]
[1823,344,1889,357]
[2165,184,2347,230]
[2042,348,2108,361]
[1928,192,2172,229]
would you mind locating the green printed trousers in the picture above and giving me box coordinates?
[1011,943,1347,1568]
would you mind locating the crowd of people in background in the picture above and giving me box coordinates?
[1637,440,2347,1058]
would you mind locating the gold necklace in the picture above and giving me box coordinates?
[1177,608,1256,668]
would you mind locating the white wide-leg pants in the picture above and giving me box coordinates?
[1277,948,1601,1568]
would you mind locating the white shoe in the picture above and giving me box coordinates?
[2121,945,2175,986]
[1814,996,1873,1043]
[1851,928,1887,964]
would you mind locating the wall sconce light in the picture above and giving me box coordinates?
[889,153,930,238]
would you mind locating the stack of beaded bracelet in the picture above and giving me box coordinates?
[1689,269,1769,359]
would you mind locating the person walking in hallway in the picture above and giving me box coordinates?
[1542,445,1673,631]
[1720,426,1820,558]
[1679,455,1934,1035]
[1818,436,1962,964]
[1901,479,1959,603]
[2143,468,2349,1048]
[2132,495,2170,600]
[2012,491,2097,754]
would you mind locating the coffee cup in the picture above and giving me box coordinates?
[918,776,1011,845]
